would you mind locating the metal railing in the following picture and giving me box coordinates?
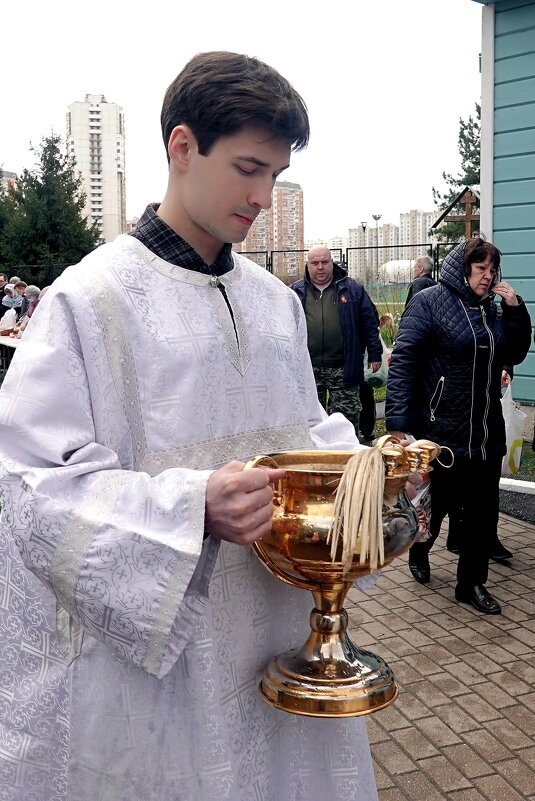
[240,242,459,290]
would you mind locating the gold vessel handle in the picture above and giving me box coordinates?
[244,454,317,592]
[374,434,401,449]
[244,454,281,472]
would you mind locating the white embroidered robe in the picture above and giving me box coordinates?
[0,237,378,801]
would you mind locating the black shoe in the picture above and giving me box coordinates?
[489,542,513,561]
[455,584,501,615]
[408,554,430,584]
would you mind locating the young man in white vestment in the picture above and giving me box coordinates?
[0,52,378,801]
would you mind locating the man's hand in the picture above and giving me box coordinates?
[205,461,286,545]
[369,361,382,373]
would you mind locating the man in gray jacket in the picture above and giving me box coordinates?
[405,255,436,307]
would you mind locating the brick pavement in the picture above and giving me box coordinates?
[346,513,535,801]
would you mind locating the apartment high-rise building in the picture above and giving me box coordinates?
[271,181,304,280]
[348,226,369,281]
[399,210,437,260]
[1,170,17,193]
[234,181,304,281]
[66,94,126,243]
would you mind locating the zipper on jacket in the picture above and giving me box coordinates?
[320,290,325,368]
[479,305,494,459]
[429,376,445,422]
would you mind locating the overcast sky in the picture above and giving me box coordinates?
[2,0,483,241]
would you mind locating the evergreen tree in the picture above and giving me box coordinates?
[0,134,100,284]
[0,173,13,266]
[432,103,481,242]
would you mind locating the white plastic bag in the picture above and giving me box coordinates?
[501,385,526,476]
[363,336,390,388]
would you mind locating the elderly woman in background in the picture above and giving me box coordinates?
[386,237,531,615]
[12,285,41,337]
[1,284,20,309]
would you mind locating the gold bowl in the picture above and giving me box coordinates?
[246,440,435,717]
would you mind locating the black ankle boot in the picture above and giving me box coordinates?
[489,541,512,561]
[455,584,501,614]
[408,553,430,584]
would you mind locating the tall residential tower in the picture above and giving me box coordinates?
[66,94,126,243]
[234,180,304,282]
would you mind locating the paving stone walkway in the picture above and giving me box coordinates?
[347,513,535,801]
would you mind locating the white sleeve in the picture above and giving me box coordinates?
[0,289,214,679]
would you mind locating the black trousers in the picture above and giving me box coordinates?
[409,455,502,589]
[358,381,376,439]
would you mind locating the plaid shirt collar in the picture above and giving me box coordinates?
[130,203,234,276]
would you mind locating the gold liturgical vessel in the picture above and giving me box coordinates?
[246,437,444,718]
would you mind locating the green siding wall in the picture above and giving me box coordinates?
[493,0,535,402]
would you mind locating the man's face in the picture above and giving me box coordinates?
[468,254,496,298]
[307,248,334,287]
[177,125,291,262]
[15,286,25,295]
[412,261,423,279]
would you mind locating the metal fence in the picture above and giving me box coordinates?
[4,241,460,300]
[241,241,459,291]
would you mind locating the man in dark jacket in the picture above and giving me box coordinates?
[404,255,436,307]
[291,246,382,437]
[386,238,531,614]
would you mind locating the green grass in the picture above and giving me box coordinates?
[373,385,386,403]
[515,445,535,482]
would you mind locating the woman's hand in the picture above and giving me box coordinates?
[501,370,512,388]
[493,281,519,306]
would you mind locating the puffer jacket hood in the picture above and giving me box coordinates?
[439,240,498,307]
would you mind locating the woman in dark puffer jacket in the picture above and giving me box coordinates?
[386,238,531,614]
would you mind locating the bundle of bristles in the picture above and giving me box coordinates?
[327,447,385,574]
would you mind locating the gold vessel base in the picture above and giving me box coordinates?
[259,640,398,718]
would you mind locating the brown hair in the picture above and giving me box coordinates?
[463,237,502,284]
[161,51,309,160]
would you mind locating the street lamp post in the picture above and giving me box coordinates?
[360,221,368,284]
[372,214,382,284]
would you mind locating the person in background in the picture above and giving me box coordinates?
[12,284,41,337]
[0,51,378,801]
[405,255,436,307]
[386,237,531,615]
[0,274,7,292]
[291,246,382,439]
[1,284,17,308]
[23,284,41,317]
[13,280,28,318]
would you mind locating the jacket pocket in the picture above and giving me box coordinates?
[429,376,445,422]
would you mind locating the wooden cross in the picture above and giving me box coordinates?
[442,189,480,238]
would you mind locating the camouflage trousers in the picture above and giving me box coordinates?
[313,366,361,437]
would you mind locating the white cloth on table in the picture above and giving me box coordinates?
[0,237,378,801]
